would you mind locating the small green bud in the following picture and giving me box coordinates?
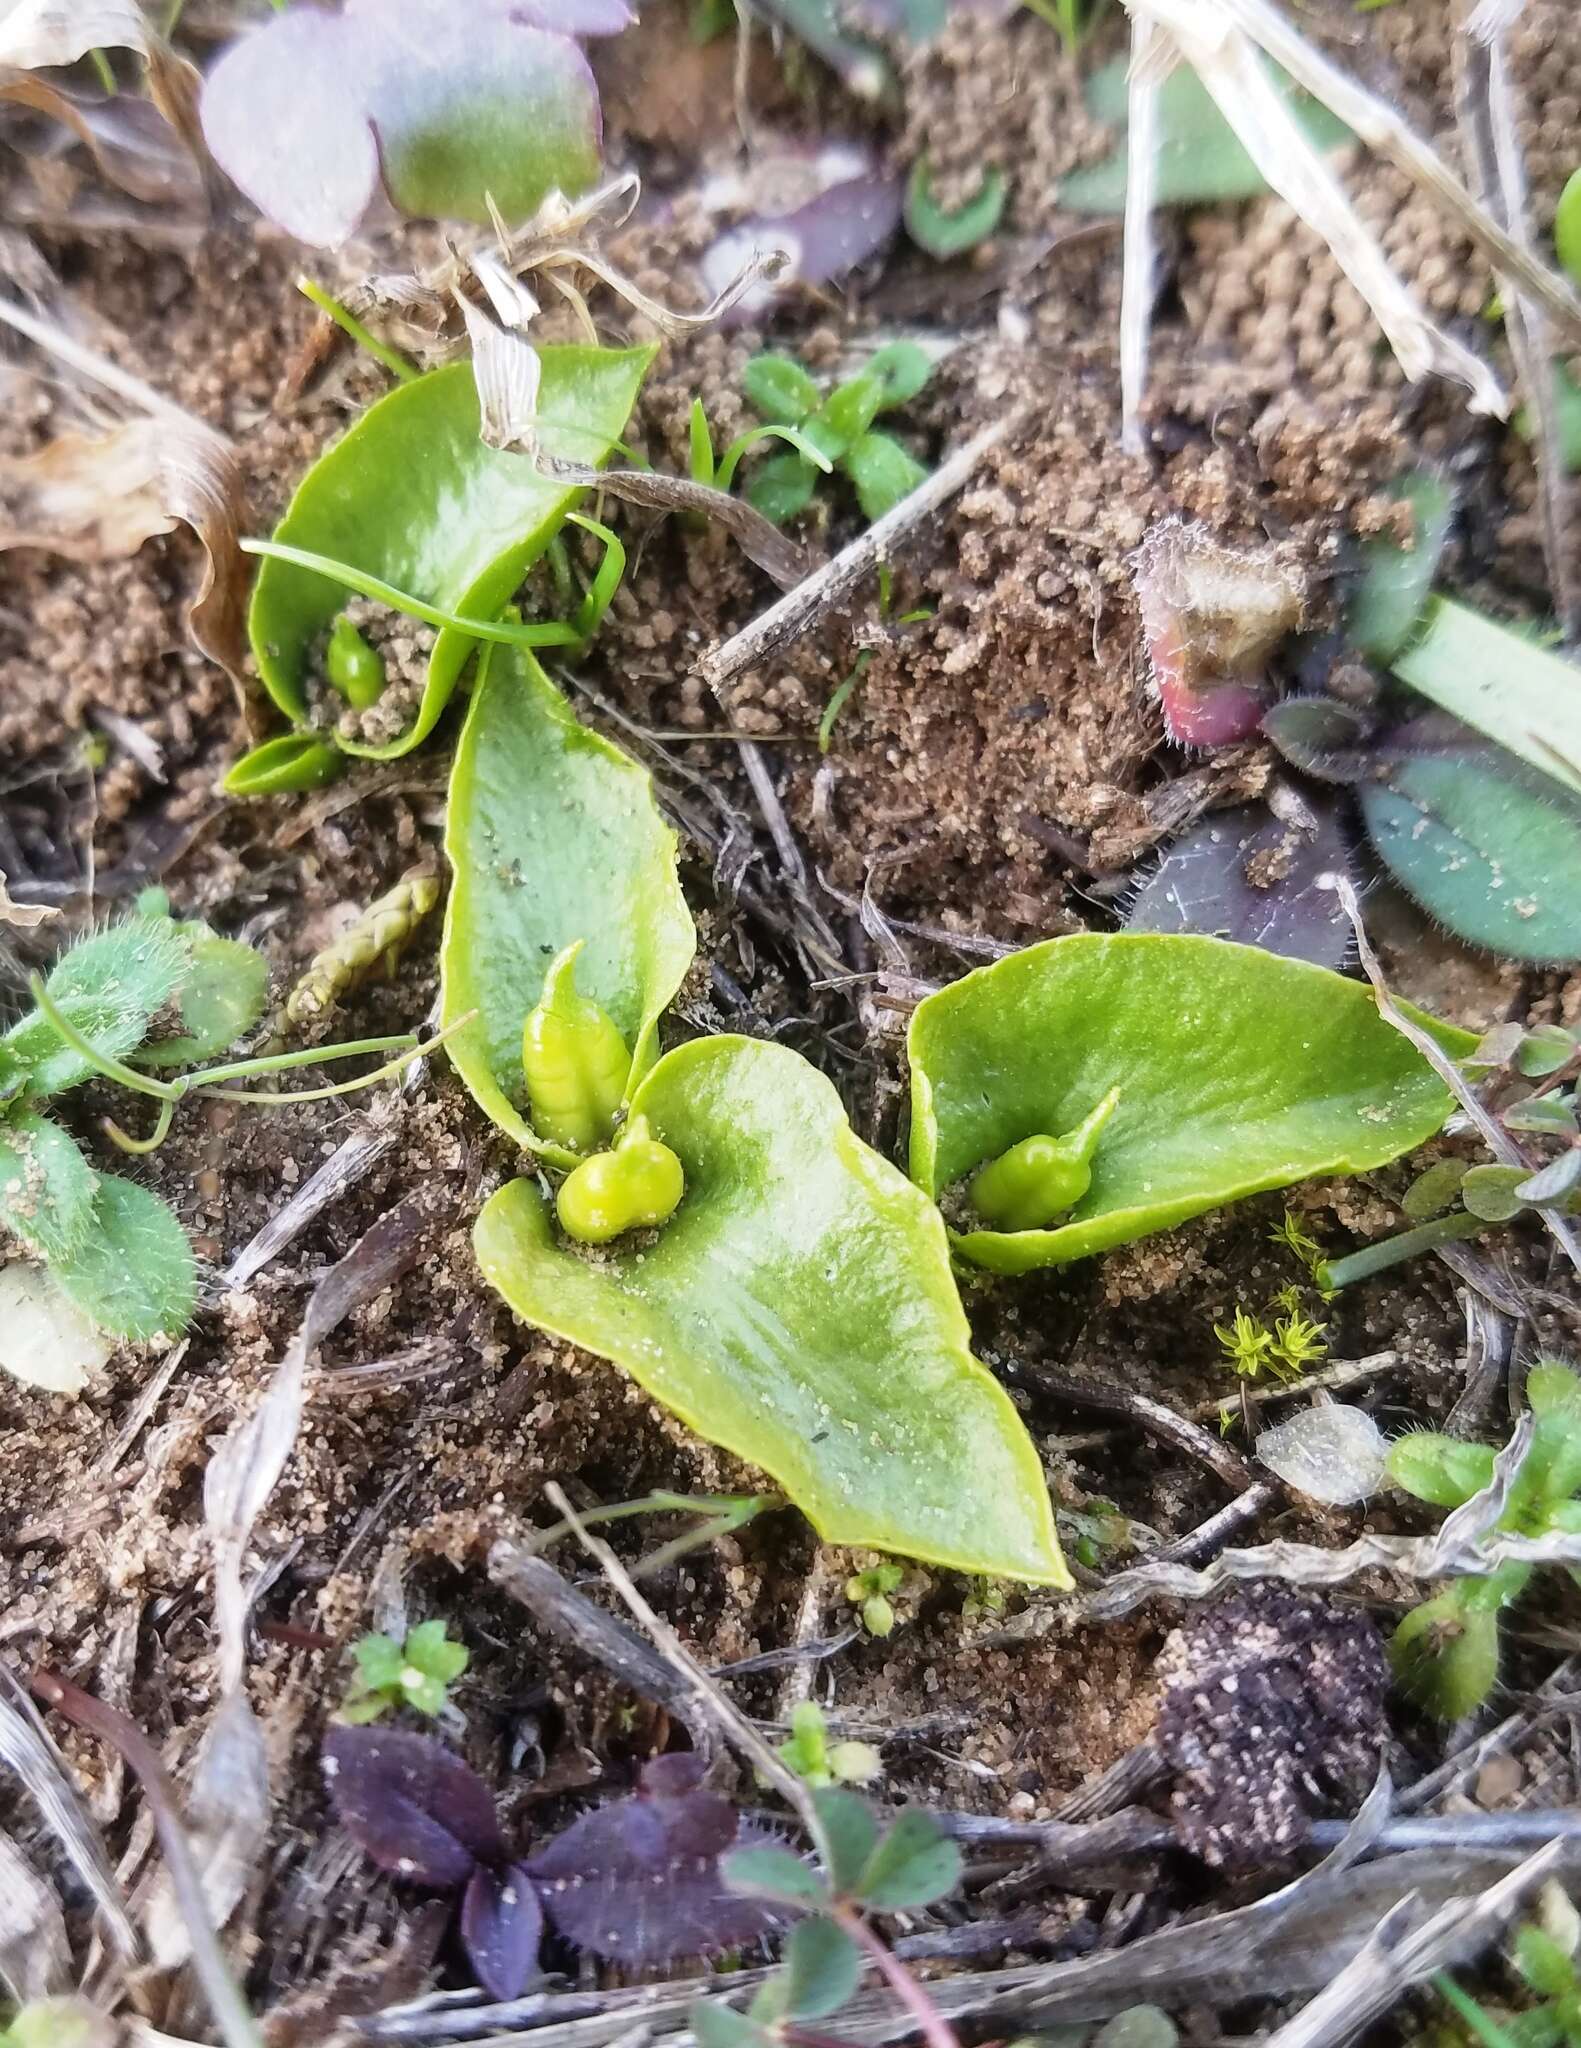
[523,941,633,1154]
[327,613,387,709]
[861,1593,895,1637]
[970,1086,1120,1233]
[1390,1583,1502,1719]
[556,1114,685,1244]
[829,1739,883,1785]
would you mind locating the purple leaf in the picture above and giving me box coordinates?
[699,146,902,322]
[461,1861,545,2001]
[202,10,379,247]
[528,1754,780,1964]
[1125,799,1356,969]
[323,1726,506,1888]
[201,0,605,247]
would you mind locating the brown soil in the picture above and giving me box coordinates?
[3,0,1581,2035]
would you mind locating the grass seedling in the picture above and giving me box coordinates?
[341,1620,469,1724]
[1388,1364,1581,1717]
[737,343,935,527]
[818,564,934,751]
[1435,1888,1581,2048]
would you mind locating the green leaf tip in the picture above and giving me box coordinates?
[441,642,695,1160]
[909,933,1474,1274]
[474,1034,1068,1587]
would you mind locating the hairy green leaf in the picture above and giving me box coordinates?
[742,354,820,425]
[0,1114,94,1260]
[474,1036,1068,1583]
[720,1843,827,1907]
[137,931,268,1069]
[6,917,190,1100]
[845,431,928,522]
[441,643,695,1162]
[248,346,653,761]
[1060,57,1351,213]
[1349,470,1455,665]
[1359,749,1581,965]
[908,934,1472,1274]
[51,1174,198,1341]
[1391,598,1581,800]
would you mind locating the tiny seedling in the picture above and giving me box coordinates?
[817,563,933,752]
[777,1701,882,1790]
[1435,1886,1581,2048]
[0,2001,110,2048]
[324,1733,776,1999]
[903,158,1006,259]
[341,1620,469,1724]
[1214,1294,1327,1385]
[845,1564,905,1638]
[738,344,934,526]
[694,1789,963,2048]
[1386,1363,1581,1718]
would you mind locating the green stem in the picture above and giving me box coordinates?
[240,541,584,650]
[28,975,184,1102]
[714,423,835,494]
[192,1033,415,1088]
[102,1098,177,1155]
[297,277,420,385]
[1316,1211,1486,1291]
[563,512,626,645]
[191,1011,474,1106]
[89,47,117,93]
[1433,1974,1523,2048]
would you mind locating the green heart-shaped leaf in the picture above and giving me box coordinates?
[248,345,653,761]
[440,643,695,1160]
[474,1035,1067,1584]
[908,934,1472,1274]
[51,1173,198,1342]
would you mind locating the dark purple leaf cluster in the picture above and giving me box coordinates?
[322,1733,776,2001]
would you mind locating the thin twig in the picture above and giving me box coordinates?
[1328,874,1581,1280]
[697,413,1024,696]
[1008,1359,1256,1490]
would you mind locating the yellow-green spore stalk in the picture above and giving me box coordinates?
[326,612,387,710]
[556,1114,684,1244]
[522,941,634,1154]
[286,867,441,1027]
[970,1086,1120,1233]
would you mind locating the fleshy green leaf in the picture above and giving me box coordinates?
[853,1808,960,1910]
[440,643,695,1161]
[137,931,268,1069]
[844,431,929,522]
[223,733,345,797]
[720,1843,828,1907]
[6,916,191,1100]
[1386,1431,1496,1509]
[474,1035,1068,1584]
[1390,598,1581,801]
[691,2003,778,2048]
[0,1115,95,1260]
[51,1174,198,1341]
[907,934,1472,1274]
[813,1788,881,1895]
[783,1916,862,2019]
[1349,470,1455,665]
[904,158,1005,257]
[746,451,820,525]
[1391,1583,1504,1719]
[1359,747,1581,966]
[742,353,821,424]
[1060,56,1351,214]
[248,346,653,761]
